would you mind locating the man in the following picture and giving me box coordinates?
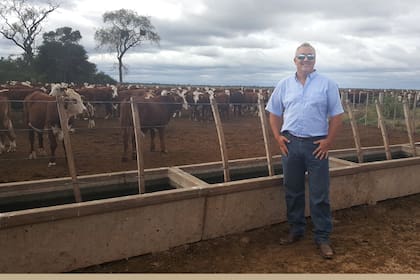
[265,42,344,259]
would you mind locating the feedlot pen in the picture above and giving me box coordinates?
[1,143,420,272]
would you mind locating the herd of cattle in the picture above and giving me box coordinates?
[0,81,419,167]
[0,81,273,166]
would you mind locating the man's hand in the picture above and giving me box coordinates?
[275,134,290,156]
[313,139,331,160]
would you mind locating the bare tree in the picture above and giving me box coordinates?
[95,9,160,83]
[0,0,59,65]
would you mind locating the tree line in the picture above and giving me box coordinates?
[0,26,116,85]
[0,0,160,85]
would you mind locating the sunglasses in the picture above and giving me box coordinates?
[296,54,315,61]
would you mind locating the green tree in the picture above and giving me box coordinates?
[35,27,98,83]
[0,56,38,83]
[0,0,59,65]
[92,71,117,85]
[94,9,160,83]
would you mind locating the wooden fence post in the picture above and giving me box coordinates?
[210,96,230,182]
[130,97,146,194]
[375,99,392,160]
[412,92,417,136]
[56,96,82,202]
[403,99,417,157]
[345,100,363,163]
[364,92,369,126]
[257,93,274,176]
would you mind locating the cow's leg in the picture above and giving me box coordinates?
[190,105,196,121]
[2,119,16,153]
[28,129,37,159]
[194,104,200,121]
[121,128,130,162]
[150,129,156,152]
[48,131,57,167]
[208,105,212,121]
[86,102,95,128]
[104,103,112,119]
[0,134,5,154]
[112,103,119,118]
[158,127,168,153]
[37,131,47,156]
[68,117,75,133]
[6,119,16,152]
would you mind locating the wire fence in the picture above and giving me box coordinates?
[1,92,419,185]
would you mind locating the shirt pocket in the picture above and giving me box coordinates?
[305,89,327,112]
[283,91,301,108]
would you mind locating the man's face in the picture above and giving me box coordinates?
[294,46,316,74]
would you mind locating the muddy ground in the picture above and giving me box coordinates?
[1,112,419,273]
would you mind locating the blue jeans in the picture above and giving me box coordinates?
[281,132,332,244]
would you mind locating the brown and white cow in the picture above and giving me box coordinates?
[120,94,183,162]
[24,87,86,167]
[0,90,17,154]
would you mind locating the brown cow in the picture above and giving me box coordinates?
[229,89,245,117]
[243,89,259,116]
[24,88,86,167]
[76,85,118,119]
[6,86,46,111]
[120,94,183,162]
[0,90,17,154]
[213,89,230,120]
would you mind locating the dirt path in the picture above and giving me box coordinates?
[74,193,420,273]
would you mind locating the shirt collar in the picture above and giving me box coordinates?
[294,69,317,81]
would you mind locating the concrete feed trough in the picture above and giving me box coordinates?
[0,143,419,272]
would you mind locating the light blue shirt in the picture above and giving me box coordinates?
[265,71,344,137]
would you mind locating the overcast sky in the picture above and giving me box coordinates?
[1,0,420,89]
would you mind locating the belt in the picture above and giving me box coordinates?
[282,131,326,142]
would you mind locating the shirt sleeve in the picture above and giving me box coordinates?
[327,80,344,117]
[265,81,284,117]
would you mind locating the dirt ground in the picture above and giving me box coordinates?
[1,112,420,273]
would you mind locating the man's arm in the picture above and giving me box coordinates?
[313,113,343,159]
[268,113,289,156]
[326,113,344,145]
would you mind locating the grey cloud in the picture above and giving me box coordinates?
[3,0,420,89]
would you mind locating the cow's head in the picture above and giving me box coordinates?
[178,89,189,110]
[110,85,118,98]
[49,84,67,96]
[63,89,87,118]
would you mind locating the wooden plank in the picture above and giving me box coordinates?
[378,92,384,128]
[344,100,363,163]
[364,92,369,126]
[375,99,392,160]
[56,96,82,202]
[130,97,146,194]
[412,92,417,136]
[257,93,274,176]
[403,99,417,157]
[210,96,230,182]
